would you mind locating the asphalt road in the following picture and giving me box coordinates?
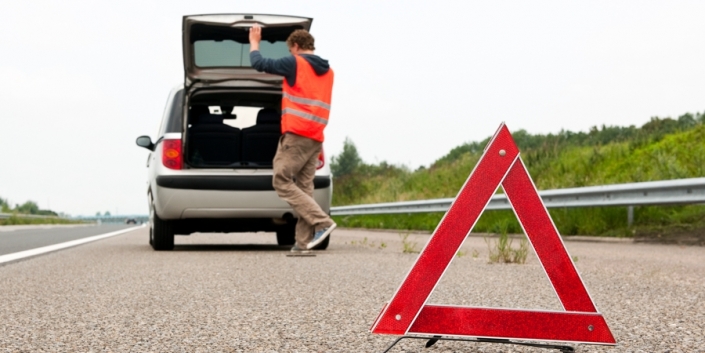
[0,224,134,256]
[0,228,703,352]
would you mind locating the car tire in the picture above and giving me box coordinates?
[276,222,296,246]
[151,208,174,251]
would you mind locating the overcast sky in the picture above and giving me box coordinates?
[1,0,704,216]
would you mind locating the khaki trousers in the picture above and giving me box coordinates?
[273,133,334,247]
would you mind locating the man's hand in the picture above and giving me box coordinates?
[249,24,261,52]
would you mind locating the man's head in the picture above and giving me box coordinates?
[287,29,315,55]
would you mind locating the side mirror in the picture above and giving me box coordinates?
[136,136,154,151]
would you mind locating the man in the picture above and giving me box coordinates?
[249,24,336,251]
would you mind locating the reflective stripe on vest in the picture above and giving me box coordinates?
[281,108,329,125]
[283,92,331,110]
[281,55,334,142]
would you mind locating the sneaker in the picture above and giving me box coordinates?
[307,223,337,249]
[291,244,310,253]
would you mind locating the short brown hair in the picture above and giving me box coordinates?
[286,29,315,50]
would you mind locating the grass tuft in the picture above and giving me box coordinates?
[400,233,419,253]
[485,221,529,264]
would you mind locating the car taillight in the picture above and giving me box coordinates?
[317,149,325,170]
[162,139,182,170]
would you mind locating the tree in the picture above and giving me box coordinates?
[16,201,39,214]
[104,211,111,216]
[0,197,9,213]
[331,137,363,177]
[677,113,696,128]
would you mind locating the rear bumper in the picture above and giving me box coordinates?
[153,176,332,220]
[156,175,331,191]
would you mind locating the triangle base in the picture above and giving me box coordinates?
[373,305,615,345]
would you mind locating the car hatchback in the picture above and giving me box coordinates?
[136,14,333,251]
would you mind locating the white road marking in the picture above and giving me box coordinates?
[0,225,144,265]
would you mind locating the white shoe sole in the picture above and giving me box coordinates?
[306,223,337,249]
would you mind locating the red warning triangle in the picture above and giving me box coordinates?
[370,124,616,345]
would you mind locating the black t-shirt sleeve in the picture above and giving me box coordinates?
[249,51,297,86]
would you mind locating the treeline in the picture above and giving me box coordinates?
[332,112,705,202]
[330,111,705,238]
[434,112,705,166]
[0,197,58,216]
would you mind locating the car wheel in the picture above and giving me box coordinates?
[151,205,174,251]
[148,199,155,245]
[276,222,296,246]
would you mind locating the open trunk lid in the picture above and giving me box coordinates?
[183,14,312,87]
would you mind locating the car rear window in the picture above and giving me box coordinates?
[194,40,289,67]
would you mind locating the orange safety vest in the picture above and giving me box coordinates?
[281,55,334,142]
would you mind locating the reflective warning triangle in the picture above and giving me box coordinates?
[370,124,616,345]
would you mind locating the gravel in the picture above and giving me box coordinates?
[0,228,703,352]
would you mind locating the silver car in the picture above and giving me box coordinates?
[136,14,333,251]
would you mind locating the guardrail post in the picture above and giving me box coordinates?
[627,206,634,227]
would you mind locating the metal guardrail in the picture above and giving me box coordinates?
[71,215,149,224]
[330,177,705,216]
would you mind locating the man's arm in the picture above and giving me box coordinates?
[250,51,296,79]
[249,24,296,85]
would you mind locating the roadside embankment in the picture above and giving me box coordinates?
[0,215,85,227]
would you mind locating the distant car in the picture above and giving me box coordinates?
[125,218,137,225]
[135,14,332,251]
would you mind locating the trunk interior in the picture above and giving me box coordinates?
[184,89,283,169]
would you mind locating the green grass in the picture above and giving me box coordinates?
[0,215,84,226]
[334,204,705,237]
[332,122,705,237]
